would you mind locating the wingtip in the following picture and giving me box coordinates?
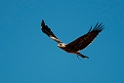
[93,22,104,32]
[88,26,92,33]
[41,19,45,27]
[42,19,44,22]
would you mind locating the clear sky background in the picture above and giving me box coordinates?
[0,0,124,83]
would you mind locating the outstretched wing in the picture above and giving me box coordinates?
[41,20,62,43]
[66,23,104,51]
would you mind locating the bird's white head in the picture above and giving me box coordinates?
[58,43,66,48]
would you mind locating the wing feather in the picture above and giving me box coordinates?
[66,23,104,51]
[41,20,62,43]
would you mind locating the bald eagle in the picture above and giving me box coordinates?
[41,19,104,59]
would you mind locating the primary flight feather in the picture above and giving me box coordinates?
[41,19,104,59]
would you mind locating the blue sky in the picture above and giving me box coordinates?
[0,0,124,83]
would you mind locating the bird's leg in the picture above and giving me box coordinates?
[77,52,89,59]
[77,55,82,61]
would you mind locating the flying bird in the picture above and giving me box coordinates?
[41,19,104,59]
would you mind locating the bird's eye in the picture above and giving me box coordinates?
[59,43,63,46]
